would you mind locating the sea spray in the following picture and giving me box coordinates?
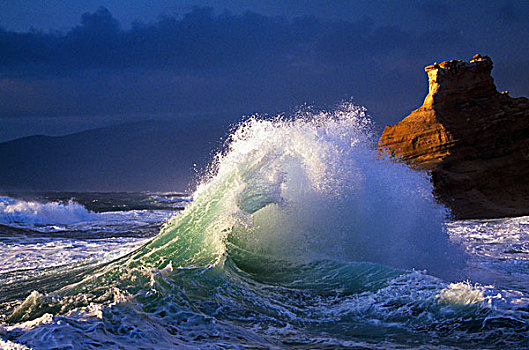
[128,102,464,277]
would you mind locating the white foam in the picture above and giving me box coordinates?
[0,236,150,273]
[0,196,97,226]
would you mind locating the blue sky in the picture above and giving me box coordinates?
[1,0,528,141]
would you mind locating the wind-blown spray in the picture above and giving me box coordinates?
[131,102,463,277]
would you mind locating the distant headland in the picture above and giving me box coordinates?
[378,54,529,219]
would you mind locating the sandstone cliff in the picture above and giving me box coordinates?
[378,54,529,219]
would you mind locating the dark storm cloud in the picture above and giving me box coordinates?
[0,7,301,76]
[0,6,459,78]
[0,4,528,139]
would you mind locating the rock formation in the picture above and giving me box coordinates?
[378,54,529,219]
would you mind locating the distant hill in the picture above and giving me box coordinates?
[0,120,230,192]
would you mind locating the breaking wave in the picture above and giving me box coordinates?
[4,102,529,349]
[128,102,464,277]
[0,196,97,226]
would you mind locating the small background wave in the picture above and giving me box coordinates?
[0,193,188,274]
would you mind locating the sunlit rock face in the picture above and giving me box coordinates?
[378,54,529,219]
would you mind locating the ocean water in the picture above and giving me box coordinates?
[1,103,529,349]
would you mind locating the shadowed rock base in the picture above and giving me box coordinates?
[378,54,529,219]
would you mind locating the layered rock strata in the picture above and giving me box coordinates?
[378,54,529,219]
